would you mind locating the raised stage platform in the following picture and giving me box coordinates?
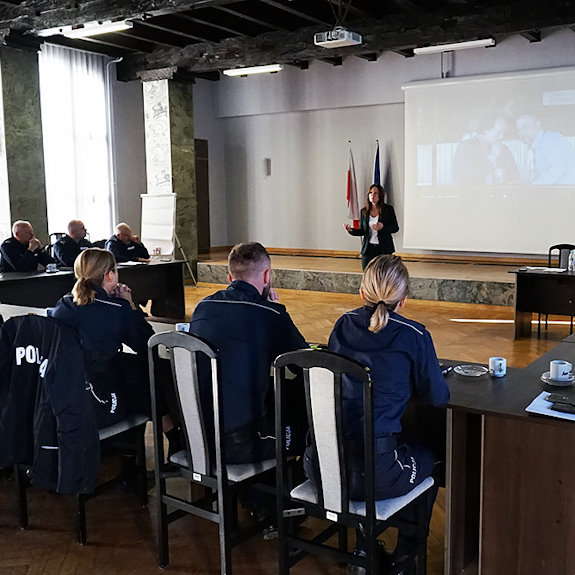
[198,255,516,306]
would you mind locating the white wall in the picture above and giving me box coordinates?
[110,75,146,237]
[194,27,575,255]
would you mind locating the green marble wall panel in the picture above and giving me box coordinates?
[168,80,197,275]
[0,47,47,243]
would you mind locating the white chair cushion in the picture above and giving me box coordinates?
[169,450,276,482]
[291,476,435,521]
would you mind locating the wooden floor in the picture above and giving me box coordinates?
[0,284,566,575]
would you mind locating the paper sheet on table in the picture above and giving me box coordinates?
[525,391,575,421]
[523,267,567,272]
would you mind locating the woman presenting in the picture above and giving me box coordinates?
[344,183,399,269]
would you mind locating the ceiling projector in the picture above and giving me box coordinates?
[314,27,362,48]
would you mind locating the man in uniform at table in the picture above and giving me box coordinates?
[189,241,308,528]
[0,220,55,272]
[105,222,150,263]
[53,220,92,267]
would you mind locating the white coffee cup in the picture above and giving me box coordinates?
[550,360,573,381]
[46,263,57,273]
[489,356,507,377]
[175,323,190,333]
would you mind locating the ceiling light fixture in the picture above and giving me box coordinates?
[37,19,133,39]
[413,38,495,55]
[223,64,283,77]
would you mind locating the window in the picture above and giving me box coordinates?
[39,44,113,242]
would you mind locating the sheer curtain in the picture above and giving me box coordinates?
[39,44,113,242]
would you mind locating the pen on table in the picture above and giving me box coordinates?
[442,366,453,377]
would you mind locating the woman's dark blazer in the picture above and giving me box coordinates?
[347,204,399,255]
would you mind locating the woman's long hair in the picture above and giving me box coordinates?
[72,248,116,306]
[360,254,409,333]
[363,183,385,215]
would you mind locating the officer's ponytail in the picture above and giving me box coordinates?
[72,248,116,306]
[360,255,410,333]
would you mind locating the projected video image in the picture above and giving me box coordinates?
[403,68,575,254]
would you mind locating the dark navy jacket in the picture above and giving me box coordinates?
[105,235,150,263]
[329,307,449,438]
[189,280,307,433]
[0,315,100,493]
[0,236,55,272]
[48,287,153,379]
[53,235,92,267]
[346,205,399,255]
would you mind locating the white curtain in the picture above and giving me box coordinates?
[39,44,112,242]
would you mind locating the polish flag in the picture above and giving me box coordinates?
[347,145,360,229]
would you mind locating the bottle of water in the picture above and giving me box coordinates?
[569,250,575,272]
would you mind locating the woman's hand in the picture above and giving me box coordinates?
[371,222,383,231]
[343,223,351,232]
[112,282,137,310]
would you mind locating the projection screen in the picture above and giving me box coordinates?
[403,67,575,255]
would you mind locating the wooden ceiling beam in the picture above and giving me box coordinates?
[174,13,247,37]
[256,0,331,26]
[0,0,239,32]
[116,3,575,79]
[135,18,212,43]
[213,5,288,31]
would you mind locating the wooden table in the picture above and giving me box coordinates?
[437,346,575,575]
[511,268,575,338]
[0,259,186,320]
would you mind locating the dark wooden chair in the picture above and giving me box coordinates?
[1,314,148,544]
[274,348,435,575]
[147,330,277,575]
[539,243,575,336]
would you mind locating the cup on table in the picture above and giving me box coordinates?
[550,360,572,381]
[489,356,507,377]
[176,322,190,333]
[46,263,57,273]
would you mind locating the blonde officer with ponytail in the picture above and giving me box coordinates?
[303,254,449,570]
[50,248,153,427]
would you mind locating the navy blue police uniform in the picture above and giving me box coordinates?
[0,236,55,272]
[189,280,308,464]
[53,235,93,267]
[306,306,449,500]
[49,287,154,427]
[0,314,100,493]
[105,235,150,263]
[304,305,450,557]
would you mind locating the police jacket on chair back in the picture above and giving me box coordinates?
[0,315,100,494]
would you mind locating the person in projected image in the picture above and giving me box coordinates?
[452,115,520,186]
[516,114,575,185]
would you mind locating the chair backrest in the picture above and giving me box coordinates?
[548,243,575,268]
[48,233,66,258]
[274,349,372,514]
[148,331,220,477]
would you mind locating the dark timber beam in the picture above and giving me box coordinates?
[135,18,212,43]
[0,0,240,32]
[256,0,331,26]
[174,13,247,37]
[116,3,575,79]
[357,52,378,61]
[213,5,288,31]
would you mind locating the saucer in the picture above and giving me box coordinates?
[454,364,488,377]
[541,371,575,387]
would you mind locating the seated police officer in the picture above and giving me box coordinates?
[0,220,55,273]
[53,219,92,267]
[189,242,308,532]
[105,222,150,263]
